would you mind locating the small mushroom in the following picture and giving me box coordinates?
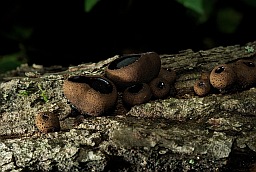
[63,75,118,116]
[149,77,170,99]
[209,64,236,90]
[158,68,176,85]
[35,112,60,133]
[122,83,152,107]
[232,59,256,88]
[105,52,161,89]
[193,79,211,96]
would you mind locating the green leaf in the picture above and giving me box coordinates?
[0,52,24,73]
[3,25,33,41]
[84,0,100,12]
[176,0,204,15]
[216,8,243,34]
[176,0,215,23]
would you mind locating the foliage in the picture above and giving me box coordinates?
[0,0,256,73]
[84,0,100,12]
[216,7,242,34]
[175,0,215,23]
[0,52,26,73]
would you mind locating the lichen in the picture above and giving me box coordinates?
[1,41,256,171]
[245,45,255,53]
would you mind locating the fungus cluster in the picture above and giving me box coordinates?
[35,112,60,133]
[34,56,256,133]
[193,59,256,96]
[62,52,176,116]
[106,52,176,107]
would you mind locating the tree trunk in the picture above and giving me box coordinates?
[1,41,256,172]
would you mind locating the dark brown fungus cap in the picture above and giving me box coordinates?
[35,112,60,133]
[63,75,118,116]
[149,77,170,99]
[122,83,152,107]
[209,64,236,90]
[193,79,211,96]
[158,68,176,85]
[105,52,161,89]
[232,59,256,87]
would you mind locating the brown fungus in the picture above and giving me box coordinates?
[122,83,152,107]
[149,77,170,99]
[209,64,236,90]
[63,75,118,116]
[158,68,176,85]
[193,79,211,96]
[232,59,256,88]
[35,112,60,133]
[105,52,161,89]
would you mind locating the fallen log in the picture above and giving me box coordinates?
[1,41,256,172]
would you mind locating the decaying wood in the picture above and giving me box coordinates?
[1,41,256,171]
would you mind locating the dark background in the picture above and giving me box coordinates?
[0,0,256,68]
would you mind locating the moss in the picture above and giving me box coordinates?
[37,83,49,102]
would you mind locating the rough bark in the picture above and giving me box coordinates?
[1,41,256,172]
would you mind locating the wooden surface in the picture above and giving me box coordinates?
[0,41,256,171]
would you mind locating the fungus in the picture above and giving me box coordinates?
[62,75,118,116]
[35,112,60,133]
[209,64,236,90]
[193,79,211,96]
[105,52,161,89]
[232,59,256,88]
[158,68,176,85]
[122,83,152,107]
[149,77,170,99]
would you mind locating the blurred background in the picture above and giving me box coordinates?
[0,0,256,73]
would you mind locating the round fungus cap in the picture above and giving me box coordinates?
[63,75,118,116]
[193,79,211,96]
[158,68,176,85]
[232,59,256,87]
[149,77,170,99]
[209,64,236,90]
[35,112,60,133]
[122,83,152,107]
[105,52,161,89]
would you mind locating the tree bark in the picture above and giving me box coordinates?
[1,41,256,172]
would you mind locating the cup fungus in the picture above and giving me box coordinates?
[105,52,161,89]
[122,83,152,107]
[232,59,256,88]
[149,77,170,99]
[63,75,118,116]
[158,68,176,85]
[193,79,211,96]
[35,112,60,133]
[209,64,236,90]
